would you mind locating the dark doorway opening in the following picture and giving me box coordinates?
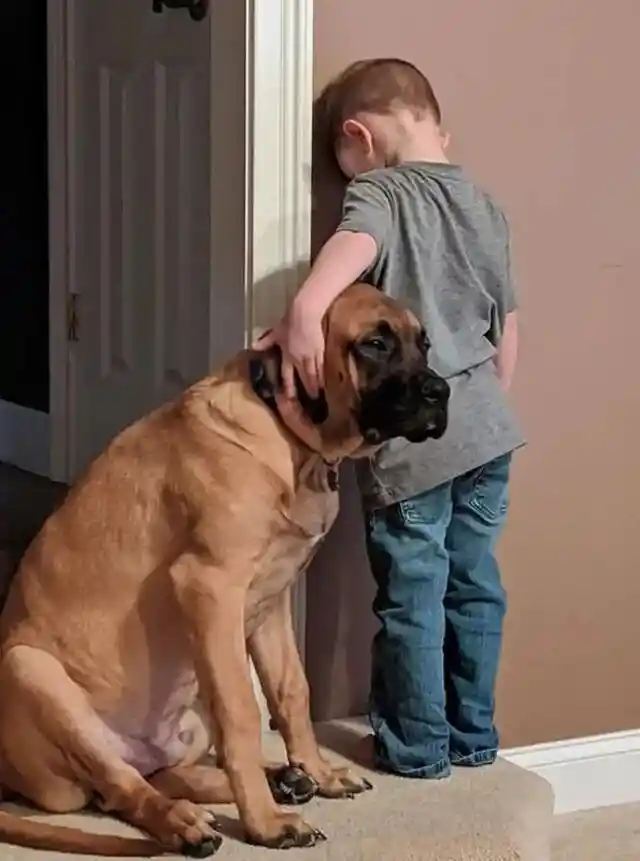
[0,2,49,413]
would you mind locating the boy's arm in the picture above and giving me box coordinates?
[278,231,377,396]
[293,176,393,319]
[291,231,378,320]
[255,176,393,397]
[495,310,518,391]
[492,213,519,391]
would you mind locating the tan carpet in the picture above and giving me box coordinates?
[551,802,640,861]
[0,722,553,860]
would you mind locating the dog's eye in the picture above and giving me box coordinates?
[364,337,388,352]
[352,331,393,359]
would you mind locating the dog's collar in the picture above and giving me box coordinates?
[248,355,340,492]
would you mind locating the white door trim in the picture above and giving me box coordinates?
[248,0,314,657]
[249,0,313,342]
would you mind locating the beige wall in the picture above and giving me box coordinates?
[306,0,640,747]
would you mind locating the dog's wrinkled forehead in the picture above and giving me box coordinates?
[325,283,421,344]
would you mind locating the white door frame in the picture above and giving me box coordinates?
[46,0,314,643]
[249,2,314,659]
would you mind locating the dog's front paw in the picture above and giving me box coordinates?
[316,765,373,800]
[266,764,318,806]
[246,811,326,849]
[164,800,223,857]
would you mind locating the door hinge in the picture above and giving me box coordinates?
[67,293,80,342]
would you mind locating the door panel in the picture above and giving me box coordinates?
[67,0,247,477]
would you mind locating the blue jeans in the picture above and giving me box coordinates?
[365,453,511,779]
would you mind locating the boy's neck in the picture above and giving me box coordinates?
[389,114,450,166]
[394,135,449,166]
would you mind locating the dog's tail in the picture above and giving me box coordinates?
[0,810,165,856]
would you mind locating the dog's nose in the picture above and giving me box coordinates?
[421,375,450,405]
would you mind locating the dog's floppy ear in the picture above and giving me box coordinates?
[294,374,329,426]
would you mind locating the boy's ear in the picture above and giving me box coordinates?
[440,130,451,150]
[342,118,364,138]
[342,118,374,156]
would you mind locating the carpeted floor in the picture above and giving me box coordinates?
[551,801,640,861]
[0,721,637,860]
[0,723,553,861]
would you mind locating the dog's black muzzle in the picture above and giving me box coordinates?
[358,368,450,446]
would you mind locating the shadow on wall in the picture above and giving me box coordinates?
[250,103,345,339]
[306,464,376,721]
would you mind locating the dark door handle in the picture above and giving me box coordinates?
[152,0,208,22]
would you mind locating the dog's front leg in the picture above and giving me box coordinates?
[249,588,373,799]
[170,552,325,849]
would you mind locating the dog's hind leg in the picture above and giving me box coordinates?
[0,645,222,857]
[149,765,234,804]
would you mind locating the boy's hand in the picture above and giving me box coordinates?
[252,231,378,400]
[495,311,518,393]
[252,304,325,400]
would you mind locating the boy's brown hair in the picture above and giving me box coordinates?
[314,58,441,165]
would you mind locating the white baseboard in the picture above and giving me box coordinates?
[502,729,640,815]
[0,399,50,478]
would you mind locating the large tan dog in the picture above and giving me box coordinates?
[0,283,449,857]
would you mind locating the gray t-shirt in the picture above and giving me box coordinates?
[336,162,526,509]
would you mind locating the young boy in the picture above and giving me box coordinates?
[255,59,525,778]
